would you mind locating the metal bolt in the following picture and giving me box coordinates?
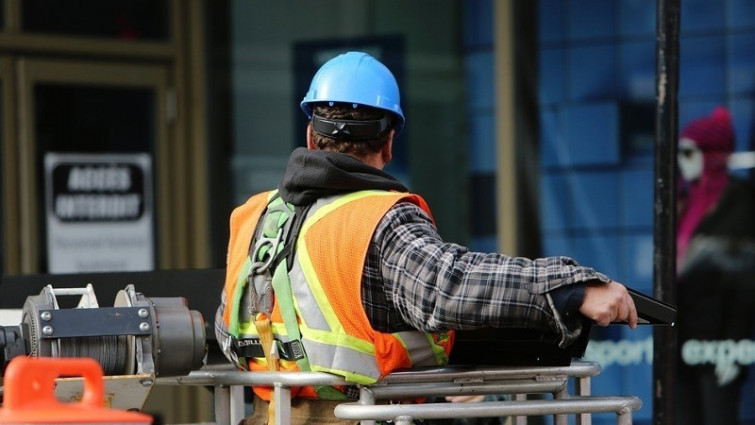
[139,378,154,387]
[138,308,149,318]
[139,322,151,332]
[42,326,53,335]
[40,311,52,321]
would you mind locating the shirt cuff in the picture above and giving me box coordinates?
[548,283,587,332]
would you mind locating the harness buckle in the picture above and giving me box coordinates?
[249,227,284,275]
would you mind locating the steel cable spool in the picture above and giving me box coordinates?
[21,287,133,376]
[57,336,130,376]
[3,284,206,377]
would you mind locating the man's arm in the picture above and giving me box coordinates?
[371,202,636,345]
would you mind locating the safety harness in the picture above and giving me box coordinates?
[227,192,347,400]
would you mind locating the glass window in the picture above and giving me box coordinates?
[227,1,468,247]
[22,0,170,41]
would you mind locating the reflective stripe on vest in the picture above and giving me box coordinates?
[394,331,447,368]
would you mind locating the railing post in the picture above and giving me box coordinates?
[515,394,528,425]
[577,376,592,425]
[359,387,377,425]
[554,387,569,425]
[214,386,231,425]
[618,407,634,425]
[273,384,291,425]
[230,385,245,425]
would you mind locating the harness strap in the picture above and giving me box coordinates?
[231,337,305,361]
[269,204,311,273]
[227,257,252,338]
[270,258,307,363]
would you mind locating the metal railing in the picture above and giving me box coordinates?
[157,360,641,425]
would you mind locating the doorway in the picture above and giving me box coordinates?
[15,59,171,273]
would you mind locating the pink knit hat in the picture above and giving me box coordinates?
[679,106,735,153]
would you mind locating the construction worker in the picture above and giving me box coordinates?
[215,51,638,425]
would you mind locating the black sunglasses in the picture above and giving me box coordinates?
[678,147,698,159]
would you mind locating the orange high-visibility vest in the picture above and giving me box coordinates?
[221,190,454,400]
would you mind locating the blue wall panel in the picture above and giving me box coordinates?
[538,0,565,43]
[566,0,616,41]
[468,112,496,172]
[681,0,725,32]
[563,103,620,166]
[465,51,495,110]
[728,0,755,29]
[539,48,565,105]
[540,171,571,232]
[728,34,755,95]
[568,170,620,229]
[470,235,498,254]
[621,169,653,227]
[542,234,572,257]
[620,41,655,100]
[622,233,653,293]
[463,0,493,48]
[568,44,617,101]
[540,108,565,167]
[619,0,655,37]
[730,99,755,153]
[572,233,621,279]
[679,36,726,98]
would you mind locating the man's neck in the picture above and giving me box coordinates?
[357,152,385,170]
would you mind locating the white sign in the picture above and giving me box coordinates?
[45,153,154,273]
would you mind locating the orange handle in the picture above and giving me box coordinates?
[3,357,105,409]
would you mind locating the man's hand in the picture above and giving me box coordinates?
[579,280,638,329]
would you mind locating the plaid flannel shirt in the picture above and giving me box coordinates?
[362,202,610,347]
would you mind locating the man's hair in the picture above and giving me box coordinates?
[310,103,393,157]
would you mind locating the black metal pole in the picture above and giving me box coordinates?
[653,0,680,424]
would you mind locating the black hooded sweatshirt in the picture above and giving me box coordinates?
[278,147,407,205]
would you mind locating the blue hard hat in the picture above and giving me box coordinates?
[300,51,405,134]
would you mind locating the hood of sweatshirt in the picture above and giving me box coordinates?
[278,147,408,206]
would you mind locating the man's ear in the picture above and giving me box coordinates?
[381,130,394,164]
[306,123,316,150]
